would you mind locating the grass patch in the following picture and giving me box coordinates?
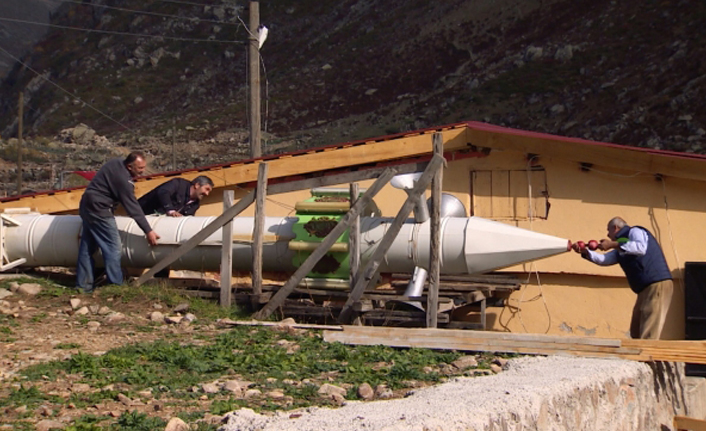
[18,325,468,412]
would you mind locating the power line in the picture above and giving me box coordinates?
[49,0,243,28]
[133,0,223,8]
[0,45,137,133]
[0,16,243,44]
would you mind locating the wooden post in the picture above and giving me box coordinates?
[133,190,256,286]
[220,190,235,308]
[17,92,23,195]
[252,168,397,320]
[426,133,444,328]
[251,162,268,308]
[348,183,360,290]
[338,154,445,324]
[248,1,261,159]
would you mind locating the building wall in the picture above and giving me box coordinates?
[193,147,705,339]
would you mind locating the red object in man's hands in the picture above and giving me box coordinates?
[587,240,599,250]
[576,240,586,251]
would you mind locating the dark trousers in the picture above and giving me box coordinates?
[76,209,123,292]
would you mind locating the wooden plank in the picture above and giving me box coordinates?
[132,190,256,286]
[252,168,398,320]
[338,154,446,324]
[216,318,343,331]
[674,416,706,431]
[427,132,443,328]
[251,163,268,308]
[322,326,706,364]
[349,183,360,292]
[220,190,234,308]
[363,310,450,325]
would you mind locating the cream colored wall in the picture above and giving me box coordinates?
[194,148,705,339]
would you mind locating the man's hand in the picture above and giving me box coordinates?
[146,230,160,246]
[599,239,618,251]
[167,210,182,217]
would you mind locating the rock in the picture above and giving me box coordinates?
[18,283,42,295]
[74,306,90,316]
[89,305,100,314]
[365,88,378,96]
[490,363,503,374]
[14,405,27,414]
[137,389,153,399]
[164,417,189,431]
[134,96,143,104]
[148,311,164,322]
[165,315,183,324]
[173,303,190,313]
[37,405,53,416]
[554,45,574,62]
[524,46,543,61]
[451,355,478,370]
[104,312,125,323]
[69,298,81,310]
[87,321,101,332]
[243,389,261,399]
[0,288,13,299]
[97,306,111,315]
[117,393,137,406]
[357,383,374,400]
[493,357,509,368]
[71,383,92,393]
[8,281,20,292]
[222,380,243,395]
[266,390,285,399]
[35,420,65,431]
[152,303,163,309]
[183,313,197,323]
[318,383,346,398]
[201,383,220,394]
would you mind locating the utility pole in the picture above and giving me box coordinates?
[172,122,176,171]
[16,92,23,195]
[248,0,261,159]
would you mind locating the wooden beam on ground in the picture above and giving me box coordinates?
[338,154,445,324]
[132,190,256,286]
[216,318,343,331]
[251,163,268,308]
[220,190,234,308]
[252,168,398,320]
[427,132,444,328]
[323,326,706,364]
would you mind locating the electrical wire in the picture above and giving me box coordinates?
[0,44,136,133]
[49,0,244,28]
[0,16,243,44]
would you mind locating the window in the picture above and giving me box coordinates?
[471,168,549,220]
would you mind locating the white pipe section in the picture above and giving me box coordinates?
[3,214,570,275]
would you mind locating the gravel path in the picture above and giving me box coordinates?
[219,356,650,431]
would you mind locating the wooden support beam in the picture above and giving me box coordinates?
[252,168,398,320]
[132,190,256,286]
[349,183,360,291]
[251,163,268,308]
[674,416,706,431]
[220,190,234,308]
[427,132,444,328]
[338,154,445,324]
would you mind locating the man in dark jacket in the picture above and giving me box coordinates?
[138,175,213,217]
[572,216,673,339]
[76,152,160,293]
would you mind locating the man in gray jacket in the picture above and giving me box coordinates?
[76,152,160,292]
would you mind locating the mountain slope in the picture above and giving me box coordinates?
[0,0,705,159]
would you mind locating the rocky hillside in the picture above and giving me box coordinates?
[0,0,705,195]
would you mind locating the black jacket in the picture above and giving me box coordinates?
[138,178,200,216]
[79,158,152,234]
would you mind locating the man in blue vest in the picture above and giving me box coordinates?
[572,217,673,339]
